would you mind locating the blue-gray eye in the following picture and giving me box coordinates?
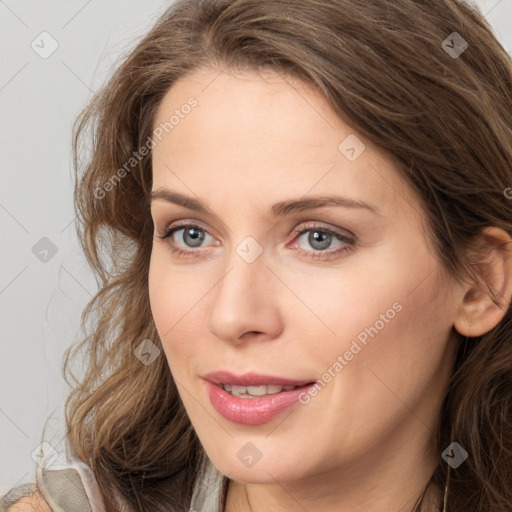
[180,226,206,247]
[306,230,332,250]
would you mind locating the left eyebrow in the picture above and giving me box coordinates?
[150,189,382,217]
[271,195,382,217]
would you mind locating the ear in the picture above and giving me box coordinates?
[454,226,512,337]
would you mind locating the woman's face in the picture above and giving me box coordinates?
[148,67,462,486]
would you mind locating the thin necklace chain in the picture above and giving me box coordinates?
[411,483,429,512]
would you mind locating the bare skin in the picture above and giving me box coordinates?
[148,67,512,512]
[6,492,51,512]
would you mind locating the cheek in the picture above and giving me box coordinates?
[313,265,455,422]
[286,248,455,383]
[283,265,455,458]
[148,251,212,368]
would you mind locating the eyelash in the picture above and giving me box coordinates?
[156,221,355,260]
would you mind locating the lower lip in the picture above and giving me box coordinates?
[204,380,315,425]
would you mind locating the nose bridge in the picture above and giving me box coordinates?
[215,241,267,315]
[207,238,280,342]
[220,233,268,296]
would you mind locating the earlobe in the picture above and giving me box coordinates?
[453,226,512,338]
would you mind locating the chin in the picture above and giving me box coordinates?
[208,449,308,484]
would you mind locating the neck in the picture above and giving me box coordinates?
[224,422,443,512]
[225,472,443,512]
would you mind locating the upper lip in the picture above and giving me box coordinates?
[203,371,315,387]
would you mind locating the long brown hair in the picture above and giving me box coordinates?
[65,1,512,510]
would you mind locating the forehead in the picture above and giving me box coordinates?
[151,67,418,220]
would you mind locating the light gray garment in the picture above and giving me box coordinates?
[1,458,226,512]
[189,461,226,512]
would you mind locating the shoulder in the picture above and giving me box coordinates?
[0,484,51,511]
[2,459,107,512]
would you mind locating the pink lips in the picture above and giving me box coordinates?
[203,371,316,426]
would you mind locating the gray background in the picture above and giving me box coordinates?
[1,0,511,494]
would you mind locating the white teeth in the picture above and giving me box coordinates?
[231,385,248,396]
[246,385,268,396]
[266,385,284,394]
[221,384,298,397]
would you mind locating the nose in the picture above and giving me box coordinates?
[206,245,283,345]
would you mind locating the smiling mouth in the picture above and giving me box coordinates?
[220,383,297,397]
[205,379,318,425]
[219,383,316,398]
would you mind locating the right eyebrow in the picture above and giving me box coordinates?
[150,189,208,213]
